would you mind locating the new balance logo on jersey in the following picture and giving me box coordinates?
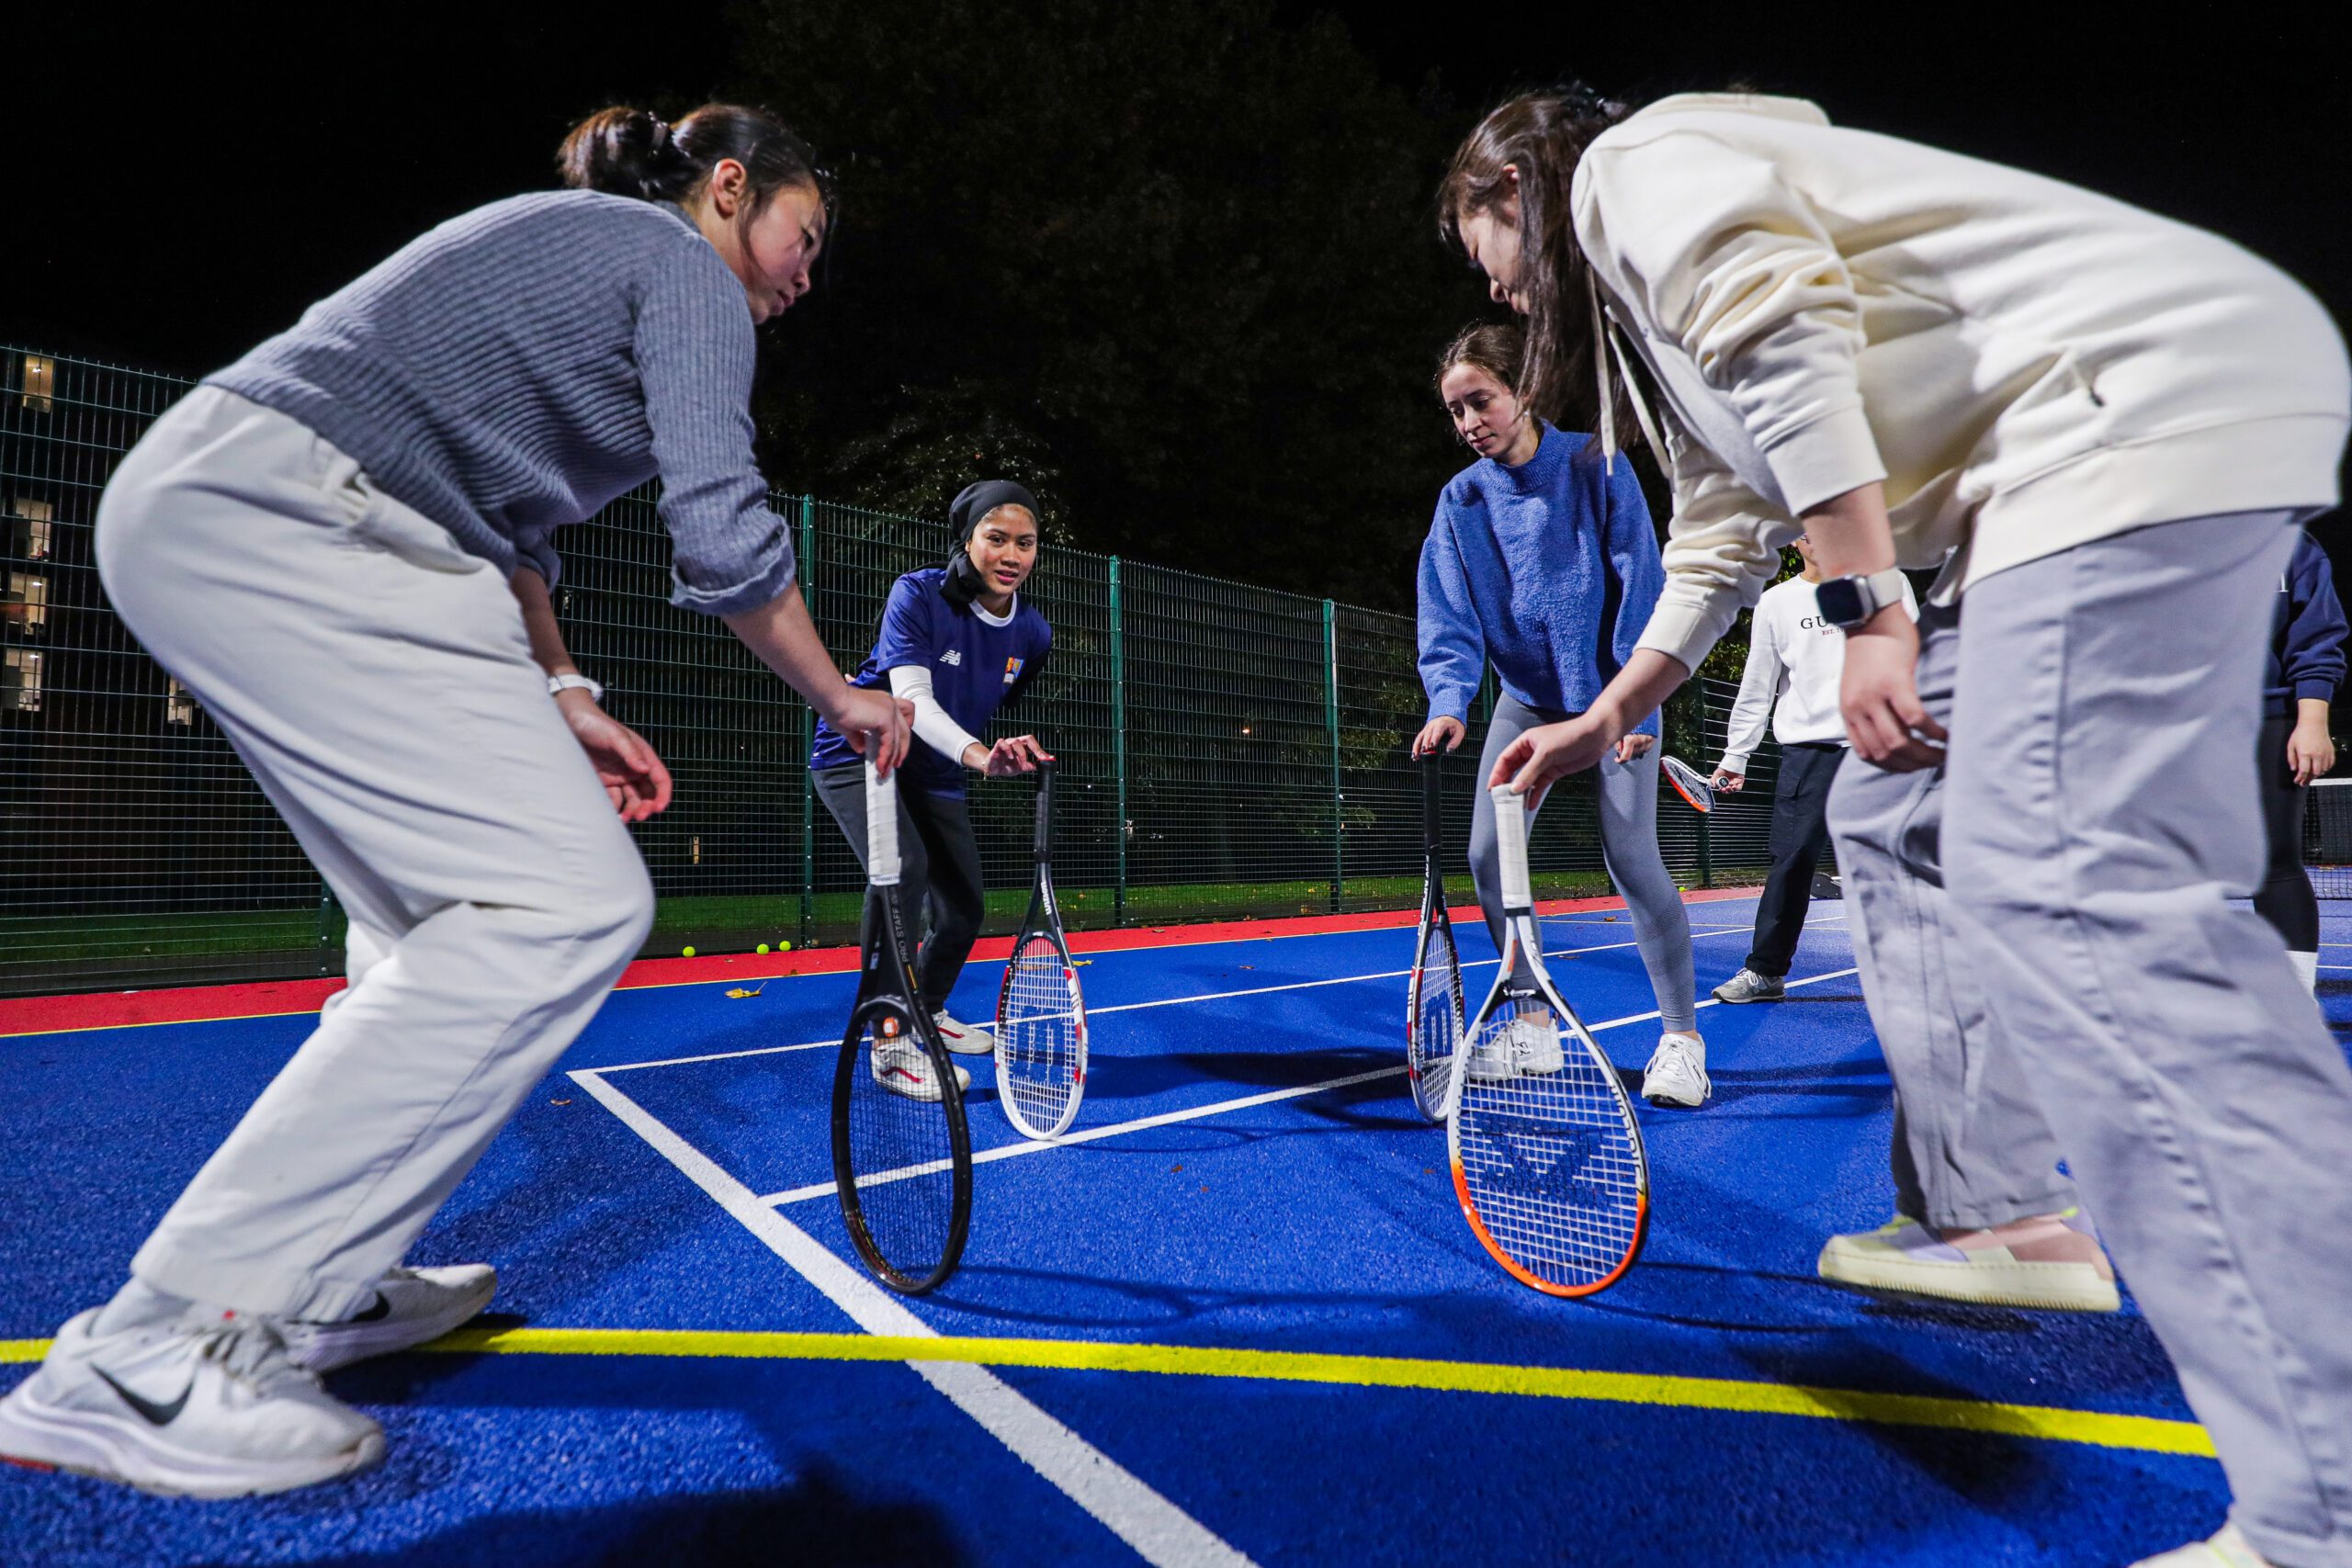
[938,649,963,667]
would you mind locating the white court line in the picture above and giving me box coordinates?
[571,1067,1258,1568]
[760,962,1865,1208]
[591,918,1834,1077]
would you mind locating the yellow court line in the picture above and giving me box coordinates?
[0,1326,2211,1459]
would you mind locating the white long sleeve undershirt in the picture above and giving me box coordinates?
[888,663,982,768]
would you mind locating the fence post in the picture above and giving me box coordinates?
[798,495,818,949]
[315,886,339,977]
[1324,598,1342,914]
[1109,557,1127,929]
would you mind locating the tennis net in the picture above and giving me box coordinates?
[2306,778,2352,899]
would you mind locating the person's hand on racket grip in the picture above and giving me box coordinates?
[972,735,1054,778]
[830,685,914,776]
[1839,606,1945,771]
[1489,708,1622,812]
[1413,716,1465,757]
[1711,766,1746,793]
[556,689,674,822]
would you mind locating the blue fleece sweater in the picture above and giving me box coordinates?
[1418,423,1662,735]
[2267,530,2348,717]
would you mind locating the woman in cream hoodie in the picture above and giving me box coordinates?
[1442,88,2350,1568]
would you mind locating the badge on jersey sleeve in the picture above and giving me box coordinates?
[1003,657,1023,685]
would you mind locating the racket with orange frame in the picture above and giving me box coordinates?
[1442,783,1649,1297]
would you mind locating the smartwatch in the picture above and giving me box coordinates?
[547,672,605,702]
[1815,569,1908,632]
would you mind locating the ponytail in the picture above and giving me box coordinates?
[559,102,831,223]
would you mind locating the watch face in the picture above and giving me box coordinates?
[1815,580,1865,627]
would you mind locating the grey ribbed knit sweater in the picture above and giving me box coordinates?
[209,190,794,615]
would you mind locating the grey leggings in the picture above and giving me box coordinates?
[1471,693,1698,1034]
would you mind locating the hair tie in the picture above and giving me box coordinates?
[650,118,673,153]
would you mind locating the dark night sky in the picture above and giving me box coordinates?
[9,5,2346,535]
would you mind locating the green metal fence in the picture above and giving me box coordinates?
[0,345,1781,996]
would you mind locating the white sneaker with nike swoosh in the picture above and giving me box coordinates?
[931,1010,997,1056]
[277,1264,499,1373]
[0,1307,382,1496]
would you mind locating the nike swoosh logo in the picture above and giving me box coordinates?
[347,1292,390,1324]
[95,1367,193,1427]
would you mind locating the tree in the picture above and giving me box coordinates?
[725,0,1475,610]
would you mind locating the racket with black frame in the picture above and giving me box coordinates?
[1443,784,1650,1297]
[1406,752,1465,1122]
[994,761,1089,1140]
[831,757,974,1293]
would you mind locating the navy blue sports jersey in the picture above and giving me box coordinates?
[808,568,1053,795]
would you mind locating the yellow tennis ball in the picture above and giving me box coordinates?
[779,941,795,953]
[756,943,770,954]
[681,945,696,958]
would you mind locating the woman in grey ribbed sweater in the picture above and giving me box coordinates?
[0,105,909,1498]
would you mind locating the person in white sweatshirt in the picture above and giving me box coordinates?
[1441,87,2352,1568]
[1708,536,1914,1004]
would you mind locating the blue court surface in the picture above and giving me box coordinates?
[7,895,2347,1567]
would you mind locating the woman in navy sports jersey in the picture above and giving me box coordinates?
[809,480,1055,1099]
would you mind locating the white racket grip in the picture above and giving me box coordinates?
[865,759,901,886]
[1490,784,1532,912]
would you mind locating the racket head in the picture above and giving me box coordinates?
[831,991,973,1293]
[1446,955,1649,1298]
[1407,910,1464,1123]
[995,928,1087,1140]
[1659,753,1713,814]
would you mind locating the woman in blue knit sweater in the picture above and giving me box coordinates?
[1413,322,1704,1109]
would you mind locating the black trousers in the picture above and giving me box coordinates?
[1747,742,1846,978]
[2253,710,2319,953]
[813,764,988,1013]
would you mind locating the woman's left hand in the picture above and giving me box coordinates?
[2290,719,2337,786]
[558,690,674,822]
[1489,709,1623,807]
[1613,732,1656,764]
[982,734,1055,778]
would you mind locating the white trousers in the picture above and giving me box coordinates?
[96,389,654,1321]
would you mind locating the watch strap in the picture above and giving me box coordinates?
[548,672,604,702]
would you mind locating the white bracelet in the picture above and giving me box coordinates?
[548,672,604,702]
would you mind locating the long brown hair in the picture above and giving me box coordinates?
[1433,321,1526,399]
[1437,88,1631,430]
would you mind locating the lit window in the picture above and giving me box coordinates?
[3,649,40,712]
[4,572,48,636]
[9,497,52,561]
[166,677,197,728]
[20,355,53,414]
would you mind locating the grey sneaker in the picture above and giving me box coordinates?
[1711,968,1784,1004]
[278,1265,498,1373]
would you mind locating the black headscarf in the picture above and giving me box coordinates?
[941,480,1039,605]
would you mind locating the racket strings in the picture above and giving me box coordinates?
[1408,925,1464,1120]
[842,1014,962,1284]
[1000,938,1081,1134]
[1453,999,1645,1292]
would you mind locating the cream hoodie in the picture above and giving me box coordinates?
[1569,94,2350,672]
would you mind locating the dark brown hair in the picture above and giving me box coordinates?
[559,104,830,226]
[1434,321,1526,398]
[1437,89,1631,429]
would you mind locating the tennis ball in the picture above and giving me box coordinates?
[682,945,696,958]
[756,943,770,954]
[779,941,795,953]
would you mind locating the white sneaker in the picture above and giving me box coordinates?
[277,1265,498,1373]
[1817,1211,2120,1312]
[932,1010,997,1056]
[2129,1525,2274,1566]
[1642,1032,1711,1108]
[872,1039,971,1102]
[1510,1012,1564,1075]
[0,1308,383,1497]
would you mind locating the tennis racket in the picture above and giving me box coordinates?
[1406,752,1465,1123]
[1444,784,1649,1297]
[994,761,1088,1140]
[1659,753,1713,814]
[831,757,973,1294]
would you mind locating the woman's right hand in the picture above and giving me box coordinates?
[1839,607,1945,771]
[831,685,914,776]
[977,735,1055,777]
[1414,716,1466,757]
[1710,768,1746,793]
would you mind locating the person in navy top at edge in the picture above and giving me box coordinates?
[2256,530,2347,992]
[810,480,1055,1100]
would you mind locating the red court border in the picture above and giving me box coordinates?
[0,888,1759,1038]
